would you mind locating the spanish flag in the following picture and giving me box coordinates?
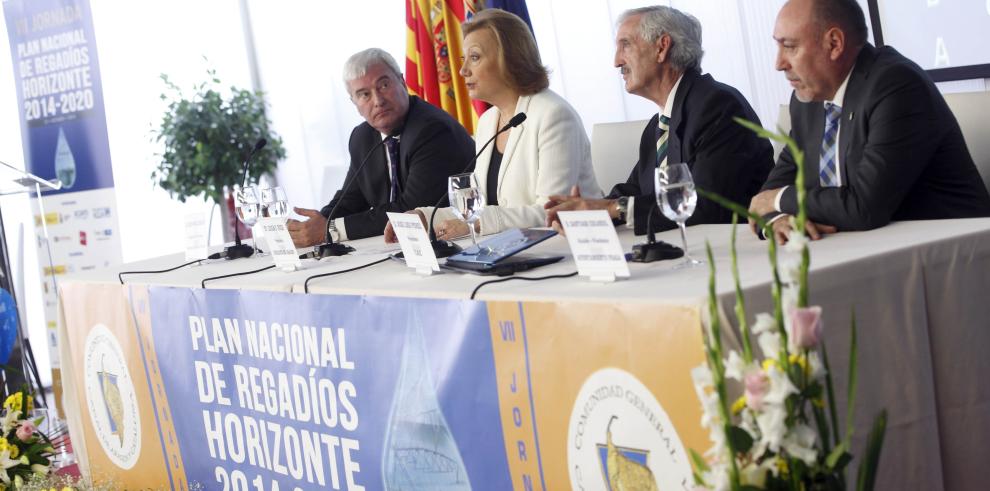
[405,0,483,134]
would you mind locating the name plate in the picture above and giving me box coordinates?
[387,212,440,275]
[257,217,301,271]
[183,211,209,261]
[558,210,630,282]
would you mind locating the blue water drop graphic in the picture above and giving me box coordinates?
[382,315,471,490]
[54,127,77,189]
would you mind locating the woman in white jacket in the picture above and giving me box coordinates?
[387,8,601,242]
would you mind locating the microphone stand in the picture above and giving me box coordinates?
[223,139,268,260]
[631,201,684,262]
[314,131,398,258]
[426,112,527,258]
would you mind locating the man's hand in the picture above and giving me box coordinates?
[748,188,782,235]
[384,210,427,243]
[544,186,615,235]
[768,215,838,245]
[286,207,328,248]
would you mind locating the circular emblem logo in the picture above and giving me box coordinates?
[567,368,692,490]
[83,324,141,469]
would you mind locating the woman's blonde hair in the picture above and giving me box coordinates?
[462,9,549,95]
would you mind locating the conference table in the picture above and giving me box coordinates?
[56,218,990,490]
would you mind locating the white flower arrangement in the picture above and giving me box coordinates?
[690,120,888,491]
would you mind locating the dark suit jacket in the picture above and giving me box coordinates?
[320,96,475,239]
[608,69,774,235]
[764,45,990,230]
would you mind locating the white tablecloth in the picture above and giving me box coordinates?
[63,218,990,489]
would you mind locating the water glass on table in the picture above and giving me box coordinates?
[235,184,262,254]
[655,163,703,268]
[448,172,486,252]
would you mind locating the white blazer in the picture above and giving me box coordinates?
[423,89,602,235]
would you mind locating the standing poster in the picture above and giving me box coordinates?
[2,0,122,386]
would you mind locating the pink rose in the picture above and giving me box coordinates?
[789,306,823,350]
[744,370,770,411]
[16,420,35,441]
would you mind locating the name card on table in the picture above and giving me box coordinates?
[558,210,630,282]
[257,217,301,271]
[183,211,209,261]
[387,212,440,275]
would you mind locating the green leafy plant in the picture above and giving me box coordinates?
[151,68,286,205]
[689,119,887,490]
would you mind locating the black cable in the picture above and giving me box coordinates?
[304,257,390,293]
[201,264,276,289]
[119,259,203,284]
[469,271,579,300]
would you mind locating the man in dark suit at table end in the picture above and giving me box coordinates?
[288,48,475,246]
[545,5,774,236]
[750,0,990,244]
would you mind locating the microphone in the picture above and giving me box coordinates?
[241,139,268,187]
[631,201,684,262]
[224,138,268,260]
[427,112,526,258]
[314,131,398,258]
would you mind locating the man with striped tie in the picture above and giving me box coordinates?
[545,6,773,236]
[750,0,990,244]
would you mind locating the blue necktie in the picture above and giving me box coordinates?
[656,114,670,168]
[819,103,841,187]
[384,136,401,201]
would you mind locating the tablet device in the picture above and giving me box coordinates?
[441,254,564,276]
[443,228,562,275]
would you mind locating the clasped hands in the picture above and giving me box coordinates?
[748,188,836,245]
[543,185,615,235]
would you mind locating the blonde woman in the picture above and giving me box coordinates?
[387,8,600,243]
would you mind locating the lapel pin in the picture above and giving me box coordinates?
[849,112,854,121]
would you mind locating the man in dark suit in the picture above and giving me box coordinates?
[288,48,474,246]
[545,6,773,235]
[750,0,990,244]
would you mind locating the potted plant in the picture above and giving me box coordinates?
[152,68,286,241]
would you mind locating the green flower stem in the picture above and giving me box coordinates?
[821,342,842,446]
[765,236,790,368]
[845,312,859,446]
[730,214,754,364]
[812,402,833,458]
[705,242,741,491]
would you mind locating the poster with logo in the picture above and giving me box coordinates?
[58,283,707,490]
[3,0,122,374]
[57,282,173,488]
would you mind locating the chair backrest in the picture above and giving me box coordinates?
[320,164,348,205]
[944,91,990,193]
[591,120,649,191]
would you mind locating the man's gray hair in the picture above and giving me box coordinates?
[342,48,403,83]
[619,6,704,72]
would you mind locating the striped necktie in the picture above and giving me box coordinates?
[819,103,841,187]
[384,136,401,201]
[656,114,671,168]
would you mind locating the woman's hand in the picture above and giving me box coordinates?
[384,210,429,243]
[435,219,471,241]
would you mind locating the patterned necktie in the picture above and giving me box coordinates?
[819,103,841,187]
[384,136,401,201]
[656,114,671,168]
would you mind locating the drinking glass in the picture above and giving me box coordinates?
[448,173,486,250]
[234,184,261,253]
[261,186,288,217]
[655,163,703,268]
